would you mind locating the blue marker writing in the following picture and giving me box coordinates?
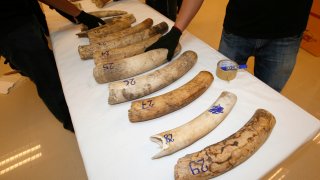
[164,134,174,144]
[189,158,208,175]
[221,64,247,71]
[208,104,224,114]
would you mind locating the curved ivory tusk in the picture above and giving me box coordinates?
[88,10,128,18]
[93,34,162,65]
[78,21,168,60]
[87,14,136,39]
[93,44,181,83]
[129,71,214,122]
[108,51,197,105]
[174,109,276,179]
[150,91,237,159]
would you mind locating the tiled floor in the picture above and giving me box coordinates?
[0,0,319,179]
[0,62,87,180]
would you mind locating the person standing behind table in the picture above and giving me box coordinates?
[146,0,183,21]
[0,0,105,132]
[146,0,313,92]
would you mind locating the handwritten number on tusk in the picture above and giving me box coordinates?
[103,63,114,70]
[101,50,109,56]
[141,100,154,109]
[208,104,224,114]
[123,78,136,86]
[189,158,208,175]
[164,134,174,144]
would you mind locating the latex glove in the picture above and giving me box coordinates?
[75,11,105,29]
[145,26,182,61]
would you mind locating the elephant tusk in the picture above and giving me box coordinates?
[174,109,276,179]
[78,18,153,60]
[93,44,181,83]
[93,34,162,65]
[78,20,168,60]
[88,10,128,18]
[80,13,134,32]
[129,71,214,122]
[108,51,197,104]
[89,18,160,43]
[91,22,168,62]
[150,91,237,159]
[86,14,136,39]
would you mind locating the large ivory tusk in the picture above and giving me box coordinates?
[93,34,162,65]
[80,14,134,32]
[129,71,214,122]
[108,51,197,104]
[78,20,168,60]
[93,44,181,83]
[89,18,160,43]
[88,10,127,18]
[174,109,276,180]
[86,14,136,39]
[78,18,154,60]
[150,91,237,159]
[77,14,135,37]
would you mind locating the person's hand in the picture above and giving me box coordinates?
[75,11,105,29]
[145,26,182,61]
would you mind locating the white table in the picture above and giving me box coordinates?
[44,0,320,179]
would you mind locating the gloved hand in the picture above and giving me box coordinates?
[75,11,105,29]
[145,26,182,61]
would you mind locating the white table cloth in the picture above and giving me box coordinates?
[44,0,320,179]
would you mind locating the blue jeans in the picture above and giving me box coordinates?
[218,30,302,92]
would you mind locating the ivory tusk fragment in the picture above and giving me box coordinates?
[129,71,214,122]
[108,51,197,104]
[174,109,276,179]
[150,91,237,159]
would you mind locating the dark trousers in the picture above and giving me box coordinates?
[146,0,183,21]
[0,16,73,131]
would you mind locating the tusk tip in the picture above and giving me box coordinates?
[150,135,169,159]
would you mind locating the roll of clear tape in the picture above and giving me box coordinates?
[216,59,238,81]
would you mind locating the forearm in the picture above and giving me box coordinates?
[174,0,204,31]
[39,0,81,17]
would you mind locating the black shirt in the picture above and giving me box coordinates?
[223,0,313,38]
[0,0,48,36]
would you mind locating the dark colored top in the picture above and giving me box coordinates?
[223,0,313,38]
[0,0,48,37]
